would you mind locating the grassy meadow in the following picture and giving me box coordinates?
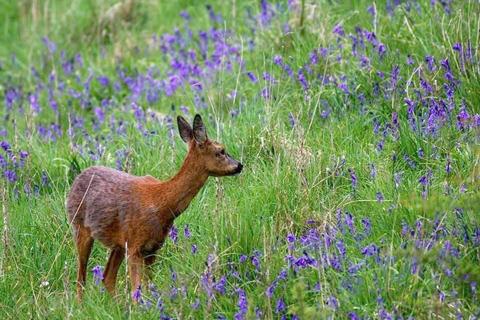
[0,0,479,319]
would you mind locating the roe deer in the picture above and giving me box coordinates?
[67,114,242,301]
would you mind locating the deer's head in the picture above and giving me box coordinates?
[177,114,243,177]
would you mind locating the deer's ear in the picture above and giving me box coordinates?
[193,114,208,144]
[177,116,193,143]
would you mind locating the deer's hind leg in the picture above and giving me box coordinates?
[74,225,94,301]
[103,247,125,295]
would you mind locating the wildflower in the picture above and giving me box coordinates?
[361,243,379,257]
[445,157,451,174]
[234,288,248,320]
[333,24,345,37]
[393,172,402,189]
[42,36,57,54]
[288,112,297,128]
[169,226,178,244]
[191,298,200,309]
[0,141,11,151]
[247,71,258,83]
[132,285,142,303]
[251,250,261,270]
[273,55,283,66]
[336,240,346,257]
[4,170,17,183]
[378,43,386,57]
[407,55,414,65]
[327,295,339,310]
[184,225,191,238]
[97,76,110,87]
[29,93,41,115]
[390,65,400,89]
[275,298,286,313]
[345,212,355,234]
[425,55,436,71]
[362,218,371,235]
[456,105,470,130]
[94,107,105,124]
[297,69,308,91]
[348,262,363,274]
[214,276,227,295]
[369,163,377,179]
[92,265,104,285]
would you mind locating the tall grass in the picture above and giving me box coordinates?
[0,0,479,319]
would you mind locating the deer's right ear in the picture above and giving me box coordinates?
[177,116,193,143]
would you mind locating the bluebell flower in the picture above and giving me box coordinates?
[275,298,286,313]
[92,265,104,285]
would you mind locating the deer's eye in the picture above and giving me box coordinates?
[216,149,225,157]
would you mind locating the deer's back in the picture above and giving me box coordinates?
[67,166,144,245]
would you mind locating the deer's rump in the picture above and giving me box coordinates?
[67,166,140,246]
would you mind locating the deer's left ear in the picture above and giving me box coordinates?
[192,114,208,144]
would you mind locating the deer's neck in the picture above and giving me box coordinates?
[160,149,209,220]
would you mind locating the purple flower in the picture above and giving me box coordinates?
[333,24,345,37]
[297,69,308,91]
[376,192,384,203]
[456,105,470,130]
[273,55,283,66]
[92,265,104,285]
[97,76,110,87]
[309,50,319,65]
[94,107,105,124]
[362,218,371,235]
[394,172,402,189]
[407,55,414,65]
[370,163,377,179]
[29,93,41,114]
[425,55,436,71]
[348,168,358,190]
[288,112,297,128]
[336,240,346,257]
[367,5,376,16]
[180,10,190,20]
[234,288,248,320]
[445,157,451,174]
[348,262,363,274]
[4,170,17,183]
[390,65,400,89]
[378,43,386,56]
[169,226,178,244]
[42,36,57,54]
[345,212,355,234]
[286,233,296,243]
[251,251,261,270]
[184,225,191,238]
[214,276,227,295]
[132,285,142,303]
[275,298,286,313]
[247,71,258,83]
[361,243,379,257]
[191,244,198,254]
[327,295,339,310]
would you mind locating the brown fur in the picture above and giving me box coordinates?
[67,115,242,301]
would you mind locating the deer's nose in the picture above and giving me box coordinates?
[235,163,243,173]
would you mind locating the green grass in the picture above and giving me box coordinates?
[0,0,479,319]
